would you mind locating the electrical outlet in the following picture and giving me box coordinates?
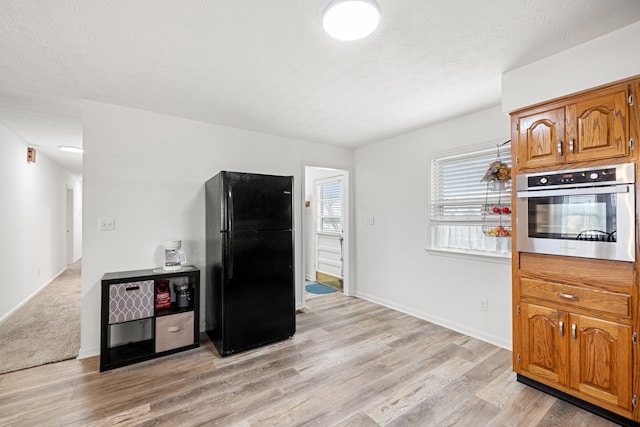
[479,299,488,312]
[99,217,115,231]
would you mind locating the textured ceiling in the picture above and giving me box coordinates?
[2,0,640,176]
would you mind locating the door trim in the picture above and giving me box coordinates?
[302,164,351,306]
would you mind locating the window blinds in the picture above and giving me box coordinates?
[431,147,512,224]
[318,180,342,233]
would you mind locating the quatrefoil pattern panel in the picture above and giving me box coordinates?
[108,280,154,324]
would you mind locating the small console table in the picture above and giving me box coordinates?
[100,266,200,371]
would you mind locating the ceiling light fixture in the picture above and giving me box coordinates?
[322,0,381,41]
[59,146,84,154]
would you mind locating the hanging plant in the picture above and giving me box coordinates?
[481,160,511,182]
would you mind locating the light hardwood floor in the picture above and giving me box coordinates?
[0,292,618,426]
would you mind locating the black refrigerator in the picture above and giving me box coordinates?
[205,171,296,356]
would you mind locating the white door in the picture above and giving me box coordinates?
[315,177,344,286]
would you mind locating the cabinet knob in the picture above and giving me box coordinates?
[559,321,564,337]
[557,141,563,155]
[572,323,577,340]
[569,139,574,153]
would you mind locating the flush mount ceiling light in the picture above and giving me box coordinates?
[322,0,381,41]
[59,146,84,154]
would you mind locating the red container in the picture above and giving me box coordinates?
[155,279,171,310]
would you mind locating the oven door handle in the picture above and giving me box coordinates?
[517,185,630,198]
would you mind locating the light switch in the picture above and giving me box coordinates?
[99,217,115,231]
[364,216,375,225]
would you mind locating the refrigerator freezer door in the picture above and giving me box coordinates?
[223,173,293,231]
[221,229,295,355]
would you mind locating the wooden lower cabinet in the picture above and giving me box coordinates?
[518,301,634,420]
[520,303,568,386]
[569,313,633,412]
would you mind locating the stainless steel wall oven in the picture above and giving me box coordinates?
[515,163,635,262]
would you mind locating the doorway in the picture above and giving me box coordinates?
[303,166,350,302]
[0,181,82,374]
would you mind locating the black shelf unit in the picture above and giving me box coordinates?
[100,266,200,372]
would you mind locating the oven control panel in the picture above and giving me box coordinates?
[527,167,617,187]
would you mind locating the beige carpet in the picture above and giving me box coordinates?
[0,260,81,374]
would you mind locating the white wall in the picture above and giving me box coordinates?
[0,124,82,321]
[502,21,640,113]
[71,187,83,263]
[353,106,512,348]
[80,101,353,357]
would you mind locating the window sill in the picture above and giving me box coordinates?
[425,247,512,265]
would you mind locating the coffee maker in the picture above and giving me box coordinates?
[163,240,187,271]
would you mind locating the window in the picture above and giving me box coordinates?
[430,143,512,257]
[317,179,343,233]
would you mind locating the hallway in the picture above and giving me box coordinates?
[0,260,81,374]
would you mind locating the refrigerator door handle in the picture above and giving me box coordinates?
[228,188,234,232]
[227,187,234,279]
[228,234,234,279]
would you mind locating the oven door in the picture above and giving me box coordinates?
[516,184,635,262]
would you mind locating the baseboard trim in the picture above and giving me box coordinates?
[517,374,639,427]
[354,290,511,350]
[77,346,100,359]
[0,266,68,323]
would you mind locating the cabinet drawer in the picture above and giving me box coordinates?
[108,280,154,324]
[155,312,194,353]
[520,277,630,318]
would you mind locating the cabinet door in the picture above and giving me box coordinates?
[520,303,569,385]
[565,86,628,163]
[517,107,565,169]
[569,314,633,412]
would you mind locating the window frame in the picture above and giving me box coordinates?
[316,177,344,235]
[427,140,512,261]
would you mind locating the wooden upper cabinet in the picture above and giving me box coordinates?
[517,107,565,169]
[565,86,629,163]
[513,81,633,170]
